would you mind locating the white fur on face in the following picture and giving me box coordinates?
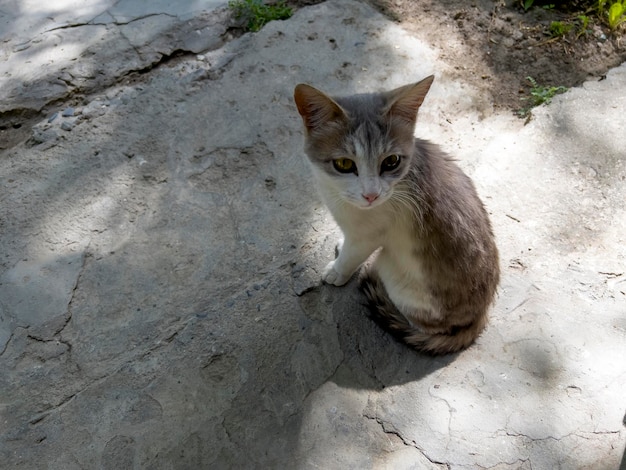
[312,163,398,209]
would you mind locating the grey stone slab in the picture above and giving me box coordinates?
[0,0,228,115]
[107,0,225,22]
[0,0,624,468]
[0,0,113,43]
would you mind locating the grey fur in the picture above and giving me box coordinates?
[294,77,500,355]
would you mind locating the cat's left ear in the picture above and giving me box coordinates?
[385,75,434,126]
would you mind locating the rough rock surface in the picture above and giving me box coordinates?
[0,0,228,115]
[1,1,625,468]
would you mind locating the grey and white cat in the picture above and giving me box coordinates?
[293,76,500,355]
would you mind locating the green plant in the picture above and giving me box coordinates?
[549,20,573,36]
[228,0,292,32]
[518,76,568,117]
[598,0,626,29]
[521,0,534,11]
[608,0,626,29]
[576,14,591,37]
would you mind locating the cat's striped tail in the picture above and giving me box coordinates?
[359,271,486,355]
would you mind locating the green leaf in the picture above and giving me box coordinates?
[608,1,625,29]
[228,0,292,32]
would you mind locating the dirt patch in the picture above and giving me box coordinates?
[285,0,626,116]
[365,0,626,115]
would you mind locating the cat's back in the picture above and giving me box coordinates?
[402,138,499,279]
[409,139,494,235]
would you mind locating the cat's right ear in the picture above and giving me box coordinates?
[294,84,347,133]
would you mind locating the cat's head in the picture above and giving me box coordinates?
[294,76,433,209]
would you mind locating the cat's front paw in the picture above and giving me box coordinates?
[322,260,351,286]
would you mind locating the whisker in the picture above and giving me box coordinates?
[389,183,426,230]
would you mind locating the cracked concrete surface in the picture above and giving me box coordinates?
[1,0,625,468]
[0,0,227,118]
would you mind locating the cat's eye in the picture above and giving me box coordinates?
[333,158,357,174]
[381,154,401,173]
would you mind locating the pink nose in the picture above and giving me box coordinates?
[362,193,379,204]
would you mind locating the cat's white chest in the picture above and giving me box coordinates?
[329,199,393,243]
[325,191,436,316]
[376,218,436,317]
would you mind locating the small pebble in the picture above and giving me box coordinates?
[31,128,58,144]
[48,112,58,123]
[61,107,74,117]
[61,121,74,131]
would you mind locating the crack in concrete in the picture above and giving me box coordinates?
[504,429,564,442]
[32,334,74,359]
[276,324,347,423]
[116,24,147,63]
[44,12,178,34]
[586,430,622,436]
[25,330,192,427]
[25,370,109,426]
[162,329,179,344]
[0,249,88,357]
[504,429,622,443]
[2,7,234,145]
[294,340,345,412]
[28,388,81,424]
[362,412,450,469]
[136,320,192,362]
[221,416,233,443]
[355,340,386,389]
[56,249,90,339]
[0,327,24,357]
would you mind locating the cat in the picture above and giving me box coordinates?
[293,75,500,355]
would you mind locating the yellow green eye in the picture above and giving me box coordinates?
[333,158,356,174]
[381,154,401,173]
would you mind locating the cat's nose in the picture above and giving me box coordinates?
[362,193,379,204]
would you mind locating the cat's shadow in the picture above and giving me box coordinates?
[309,281,457,390]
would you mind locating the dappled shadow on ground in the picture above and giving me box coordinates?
[2,2,433,466]
[0,0,231,150]
[300,284,456,390]
[1,0,625,468]
[360,0,626,115]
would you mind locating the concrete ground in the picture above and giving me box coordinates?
[1,0,625,468]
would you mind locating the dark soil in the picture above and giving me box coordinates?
[363,0,626,115]
[287,0,626,115]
